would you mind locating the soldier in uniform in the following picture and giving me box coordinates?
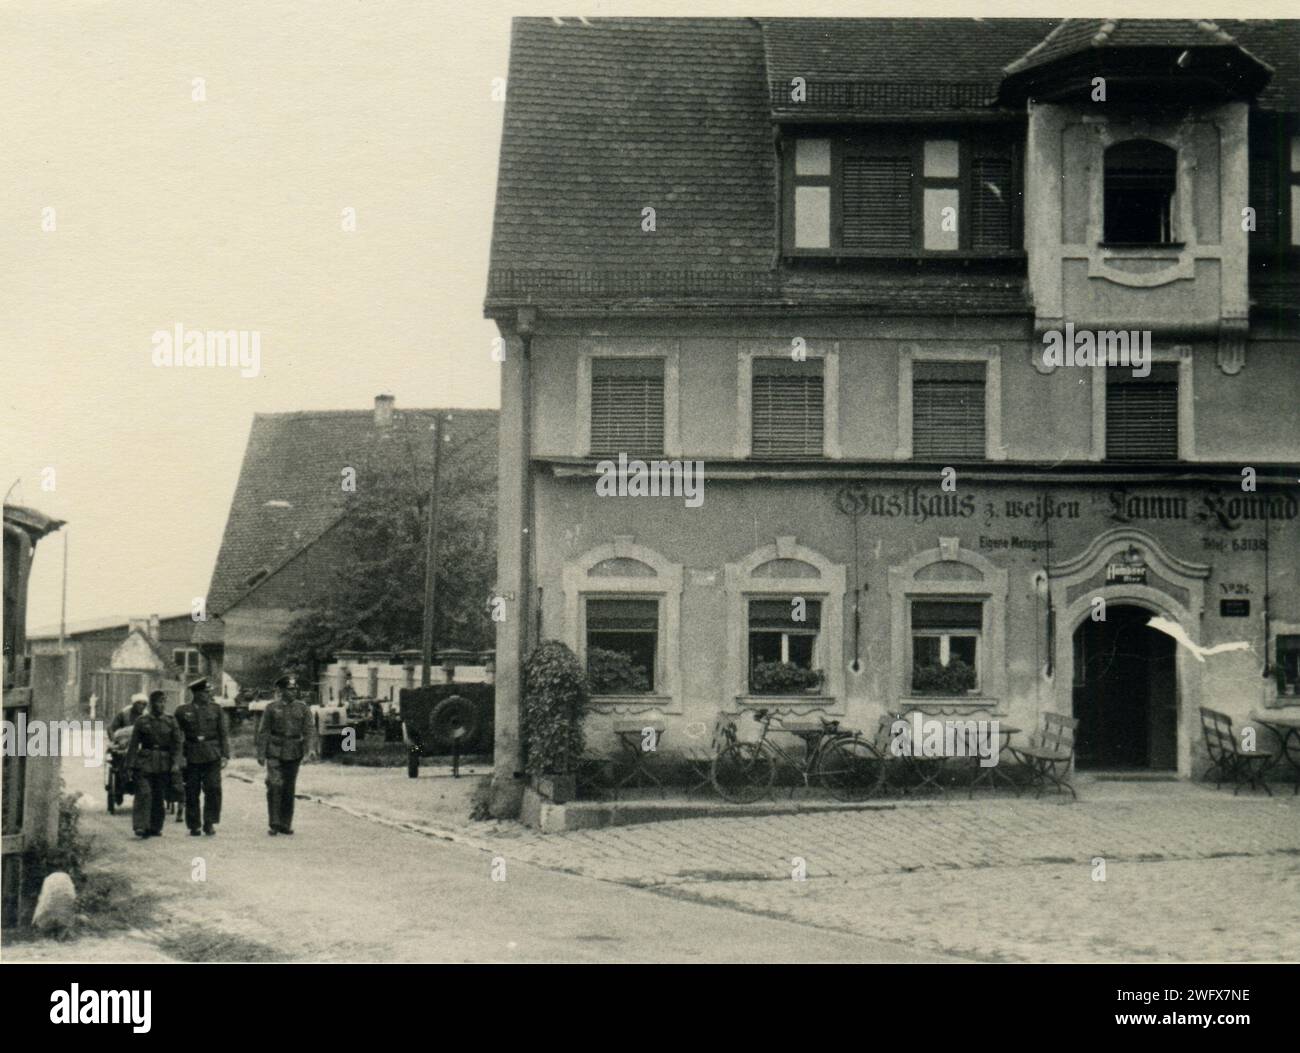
[110,692,148,735]
[256,673,318,835]
[173,676,229,836]
[124,690,182,838]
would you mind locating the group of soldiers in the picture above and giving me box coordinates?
[115,673,318,838]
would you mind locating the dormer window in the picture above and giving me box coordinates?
[1103,140,1177,245]
[783,129,1020,257]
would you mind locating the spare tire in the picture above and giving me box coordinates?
[428,694,480,752]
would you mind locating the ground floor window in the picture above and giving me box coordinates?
[585,597,657,693]
[748,598,823,694]
[1278,635,1300,697]
[910,599,981,695]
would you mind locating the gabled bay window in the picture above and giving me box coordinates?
[784,130,1020,256]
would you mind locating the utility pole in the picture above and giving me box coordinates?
[420,414,443,687]
[59,528,68,648]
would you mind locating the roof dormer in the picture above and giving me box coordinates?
[999,19,1273,106]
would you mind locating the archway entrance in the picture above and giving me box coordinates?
[1072,604,1178,771]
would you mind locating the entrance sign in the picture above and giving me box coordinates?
[1106,563,1147,584]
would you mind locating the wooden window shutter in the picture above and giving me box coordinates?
[751,358,824,457]
[971,156,1014,251]
[842,156,912,250]
[590,358,665,456]
[911,361,986,460]
[1106,364,1179,461]
[911,600,982,630]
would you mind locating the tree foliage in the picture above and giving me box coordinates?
[274,417,496,685]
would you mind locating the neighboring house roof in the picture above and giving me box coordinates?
[28,612,192,642]
[195,405,497,645]
[486,17,1300,312]
[110,627,183,678]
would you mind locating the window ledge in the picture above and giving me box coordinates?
[1098,242,1185,251]
[738,695,836,705]
[784,250,1025,261]
[902,696,1000,708]
[590,694,672,706]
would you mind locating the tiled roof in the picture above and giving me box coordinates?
[489,18,774,279]
[1003,19,1244,75]
[759,18,1057,116]
[195,406,497,643]
[488,18,1300,311]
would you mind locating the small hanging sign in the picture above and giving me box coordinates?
[1106,563,1147,584]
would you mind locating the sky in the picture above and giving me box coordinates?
[3,0,1280,633]
[1,0,511,630]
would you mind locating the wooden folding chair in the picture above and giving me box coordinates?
[1199,707,1274,796]
[1010,712,1079,800]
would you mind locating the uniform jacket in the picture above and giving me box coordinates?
[110,705,146,734]
[173,701,230,764]
[257,697,317,761]
[125,713,183,774]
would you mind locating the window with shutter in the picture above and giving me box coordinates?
[911,361,986,461]
[910,599,981,695]
[589,358,665,456]
[1106,364,1179,461]
[842,157,912,250]
[751,358,824,457]
[1249,134,1281,246]
[586,598,658,693]
[971,156,1014,251]
[785,131,1020,256]
[748,598,822,691]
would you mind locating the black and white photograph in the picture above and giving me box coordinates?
[2,0,1298,1012]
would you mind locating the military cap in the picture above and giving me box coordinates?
[187,676,209,693]
[149,689,167,703]
[274,673,293,689]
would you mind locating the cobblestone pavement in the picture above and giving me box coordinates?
[490,784,1300,962]
[227,764,1300,961]
[500,787,1300,887]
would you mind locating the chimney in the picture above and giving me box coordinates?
[374,393,395,427]
[148,613,161,640]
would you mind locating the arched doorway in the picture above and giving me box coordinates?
[1072,604,1178,770]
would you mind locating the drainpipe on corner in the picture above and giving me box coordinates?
[489,306,535,818]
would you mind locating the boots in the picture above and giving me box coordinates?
[266,787,281,835]
[280,787,295,834]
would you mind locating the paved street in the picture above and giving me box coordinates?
[7,758,1297,963]
[2,758,952,963]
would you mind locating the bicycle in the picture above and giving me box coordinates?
[710,708,885,804]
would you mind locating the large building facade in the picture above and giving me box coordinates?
[485,18,1300,812]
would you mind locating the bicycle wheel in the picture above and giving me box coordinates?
[816,736,886,802]
[711,743,775,804]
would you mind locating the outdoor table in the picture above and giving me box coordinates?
[968,724,1022,797]
[1250,711,1300,796]
[612,719,668,797]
